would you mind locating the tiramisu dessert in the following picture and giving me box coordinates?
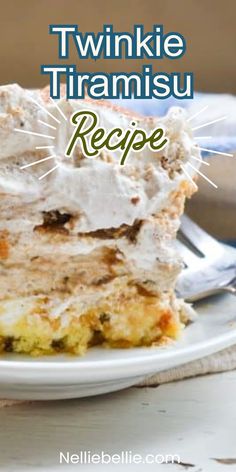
[0,84,200,355]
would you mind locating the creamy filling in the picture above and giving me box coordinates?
[0,84,200,234]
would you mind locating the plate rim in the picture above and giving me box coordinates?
[0,324,235,383]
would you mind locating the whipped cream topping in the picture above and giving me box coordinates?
[0,84,200,233]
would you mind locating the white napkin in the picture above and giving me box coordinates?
[140,345,236,386]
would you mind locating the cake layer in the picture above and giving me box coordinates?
[0,284,195,356]
[0,183,190,300]
[0,223,181,299]
[0,84,199,234]
[0,84,200,355]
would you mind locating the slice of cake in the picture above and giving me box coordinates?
[0,84,200,355]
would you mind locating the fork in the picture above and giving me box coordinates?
[175,215,236,302]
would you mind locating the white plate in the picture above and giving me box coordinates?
[0,292,236,400]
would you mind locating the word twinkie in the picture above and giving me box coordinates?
[42,24,194,100]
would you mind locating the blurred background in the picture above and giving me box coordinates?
[0,0,235,94]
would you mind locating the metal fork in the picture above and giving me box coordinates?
[176,215,236,302]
